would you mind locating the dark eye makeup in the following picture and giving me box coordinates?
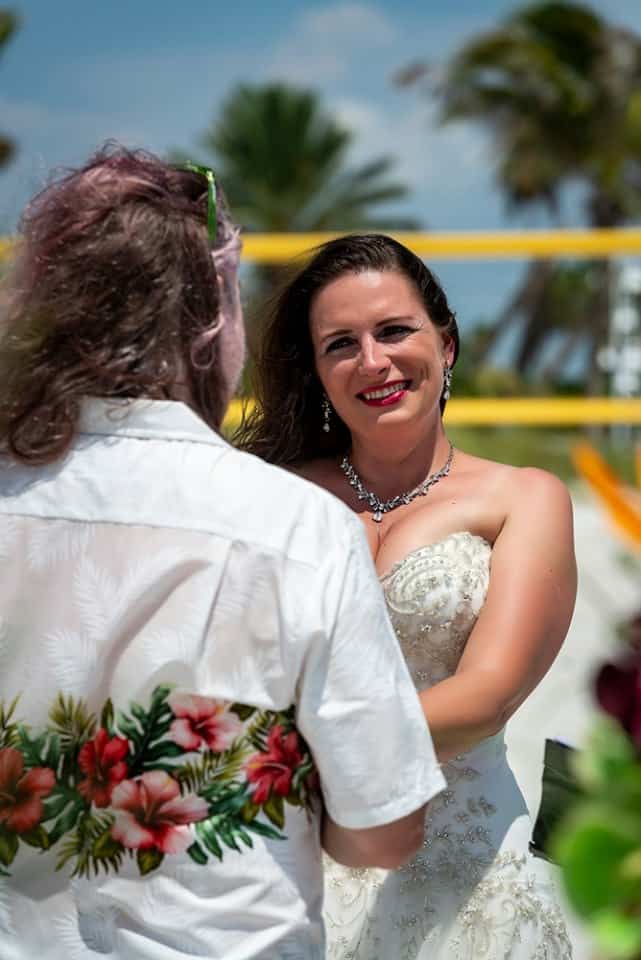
[324,323,416,354]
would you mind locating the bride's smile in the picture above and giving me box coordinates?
[310,269,455,446]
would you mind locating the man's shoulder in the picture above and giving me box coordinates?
[0,436,362,570]
[214,446,360,558]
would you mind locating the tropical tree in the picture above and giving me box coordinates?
[0,10,18,169]
[399,1,641,389]
[181,82,416,302]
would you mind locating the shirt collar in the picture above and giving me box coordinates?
[78,396,229,448]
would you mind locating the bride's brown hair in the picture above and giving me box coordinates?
[235,233,459,466]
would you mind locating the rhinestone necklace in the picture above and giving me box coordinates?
[340,443,454,523]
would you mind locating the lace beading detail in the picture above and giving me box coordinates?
[324,532,572,959]
[381,532,491,688]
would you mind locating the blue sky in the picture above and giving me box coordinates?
[2,0,640,347]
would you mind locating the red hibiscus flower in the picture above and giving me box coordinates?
[0,747,55,834]
[246,725,304,805]
[110,771,208,854]
[596,652,641,753]
[78,729,130,807]
[168,692,243,752]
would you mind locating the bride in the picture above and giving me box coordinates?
[236,233,576,958]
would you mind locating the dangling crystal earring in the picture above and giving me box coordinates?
[322,395,331,433]
[442,365,453,401]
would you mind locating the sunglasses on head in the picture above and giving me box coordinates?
[182,162,217,245]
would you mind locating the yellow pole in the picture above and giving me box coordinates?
[239,228,641,262]
[223,397,641,431]
[2,228,641,263]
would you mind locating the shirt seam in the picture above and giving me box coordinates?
[0,508,320,575]
[76,429,226,447]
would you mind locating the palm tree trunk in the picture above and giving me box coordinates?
[479,259,555,366]
[586,188,623,397]
[586,258,612,397]
[539,327,586,383]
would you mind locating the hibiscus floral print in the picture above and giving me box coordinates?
[168,692,244,752]
[0,687,317,878]
[246,725,304,805]
[0,746,55,833]
[110,770,208,855]
[77,729,129,807]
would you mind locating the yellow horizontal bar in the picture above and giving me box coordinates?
[1,229,641,264]
[224,397,641,430]
[441,397,641,425]
[240,229,641,262]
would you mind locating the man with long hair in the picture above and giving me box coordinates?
[0,144,444,959]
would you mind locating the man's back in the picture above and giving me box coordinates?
[0,398,443,959]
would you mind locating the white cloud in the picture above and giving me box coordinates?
[333,95,489,212]
[268,2,397,85]
[0,96,141,145]
[302,2,396,44]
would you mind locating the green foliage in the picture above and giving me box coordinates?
[137,848,163,876]
[439,2,641,222]
[43,789,85,846]
[48,693,96,753]
[0,695,20,749]
[0,10,18,169]
[0,686,315,880]
[446,427,637,485]
[189,781,284,865]
[246,709,279,753]
[177,741,246,794]
[117,684,173,775]
[175,81,417,308]
[55,812,125,878]
[0,826,18,867]
[412,2,641,386]
[230,703,255,722]
[553,718,641,958]
[199,83,415,233]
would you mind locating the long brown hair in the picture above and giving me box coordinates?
[0,142,240,465]
[235,233,459,465]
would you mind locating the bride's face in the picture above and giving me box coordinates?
[310,269,454,440]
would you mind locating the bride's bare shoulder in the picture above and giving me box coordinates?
[454,449,571,515]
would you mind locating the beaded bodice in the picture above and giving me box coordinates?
[381,532,491,689]
[324,532,573,960]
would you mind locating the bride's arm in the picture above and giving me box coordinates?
[418,468,577,762]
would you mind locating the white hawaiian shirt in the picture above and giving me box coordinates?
[0,397,444,960]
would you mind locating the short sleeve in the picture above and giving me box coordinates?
[296,512,445,829]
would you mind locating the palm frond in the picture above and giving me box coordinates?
[0,695,20,749]
[55,812,124,879]
[177,741,248,794]
[48,693,96,751]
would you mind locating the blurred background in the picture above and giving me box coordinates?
[2,1,641,956]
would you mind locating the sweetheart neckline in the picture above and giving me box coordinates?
[377,530,492,582]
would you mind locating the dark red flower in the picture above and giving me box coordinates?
[596,653,641,752]
[78,729,130,807]
[246,725,304,805]
[0,747,55,833]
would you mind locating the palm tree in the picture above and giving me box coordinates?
[202,82,415,232]
[183,82,417,302]
[0,10,18,168]
[399,2,641,389]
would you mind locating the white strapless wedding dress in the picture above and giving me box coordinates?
[323,532,572,959]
